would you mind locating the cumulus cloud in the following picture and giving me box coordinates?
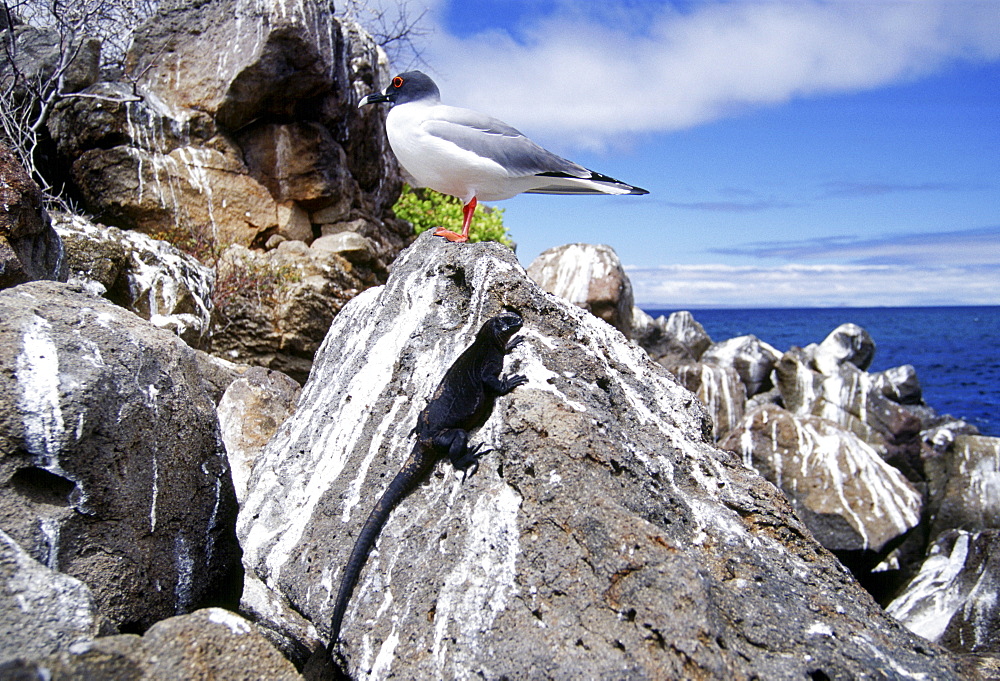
[627,262,1000,308]
[421,0,1000,146]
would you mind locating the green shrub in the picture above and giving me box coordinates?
[393,185,514,247]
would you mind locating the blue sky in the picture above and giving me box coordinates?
[364,0,1000,307]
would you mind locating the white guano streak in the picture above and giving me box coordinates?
[433,485,521,677]
[16,316,65,462]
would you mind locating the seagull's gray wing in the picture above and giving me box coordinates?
[423,106,589,179]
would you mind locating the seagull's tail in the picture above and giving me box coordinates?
[526,170,648,196]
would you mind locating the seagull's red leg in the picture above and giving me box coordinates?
[434,196,476,243]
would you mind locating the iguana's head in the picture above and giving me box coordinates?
[484,311,523,346]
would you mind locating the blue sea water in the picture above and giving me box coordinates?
[641,306,1000,438]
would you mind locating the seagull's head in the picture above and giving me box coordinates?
[358,71,442,109]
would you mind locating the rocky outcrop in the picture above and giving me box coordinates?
[0,281,240,631]
[633,308,712,365]
[722,405,922,564]
[0,142,68,289]
[925,435,1000,541]
[54,212,214,348]
[210,239,385,382]
[218,367,301,505]
[527,243,634,337]
[0,529,102,664]
[0,20,100,102]
[702,334,782,397]
[46,0,410,262]
[0,608,302,679]
[669,362,746,439]
[887,530,1000,654]
[237,232,965,679]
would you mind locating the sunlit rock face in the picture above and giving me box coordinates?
[702,334,782,398]
[54,213,214,348]
[887,530,1000,654]
[667,362,746,440]
[722,405,922,560]
[0,282,239,630]
[46,0,410,262]
[527,243,634,337]
[925,435,1000,539]
[237,233,964,680]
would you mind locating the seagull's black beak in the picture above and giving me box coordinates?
[358,90,392,108]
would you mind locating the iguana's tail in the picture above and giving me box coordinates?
[329,445,434,648]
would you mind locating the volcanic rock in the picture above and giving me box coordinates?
[237,232,966,679]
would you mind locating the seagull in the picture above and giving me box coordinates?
[359,71,648,243]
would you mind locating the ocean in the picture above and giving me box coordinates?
[641,306,1000,438]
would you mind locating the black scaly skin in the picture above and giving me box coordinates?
[328,311,528,651]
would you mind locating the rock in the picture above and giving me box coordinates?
[722,405,922,561]
[925,435,1000,539]
[240,122,354,205]
[701,334,782,397]
[210,242,382,383]
[0,529,101,664]
[0,24,100,101]
[310,231,377,264]
[634,309,711,364]
[663,310,713,358]
[54,213,214,348]
[218,367,301,505]
[0,282,240,630]
[887,530,1000,654]
[238,232,965,680]
[666,362,746,440]
[776,348,922,454]
[812,323,876,375]
[46,1,410,263]
[0,608,302,679]
[874,364,923,405]
[527,243,634,337]
[189,350,249,405]
[0,142,68,289]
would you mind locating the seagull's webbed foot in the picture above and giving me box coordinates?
[433,228,469,242]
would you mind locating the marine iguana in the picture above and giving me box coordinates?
[328,311,528,649]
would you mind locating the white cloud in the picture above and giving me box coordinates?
[422,1,1000,146]
[627,262,1000,308]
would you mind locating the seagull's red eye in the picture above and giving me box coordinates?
[392,76,404,88]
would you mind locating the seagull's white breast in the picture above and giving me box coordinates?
[385,102,525,203]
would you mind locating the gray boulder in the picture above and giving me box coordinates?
[634,308,712,364]
[238,232,965,679]
[721,405,922,559]
[54,213,214,348]
[0,608,302,679]
[701,334,782,396]
[874,364,923,406]
[776,347,922,455]
[0,22,100,101]
[211,241,383,382]
[0,529,101,664]
[813,323,876,375]
[218,367,301,505]
[667,362,746,440]
[47,0,410,260]
[0,142,68,289]
[0,282,239,630]
[887,530,1000,654]
[925,435,1000,539]
[527,243,634,337]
